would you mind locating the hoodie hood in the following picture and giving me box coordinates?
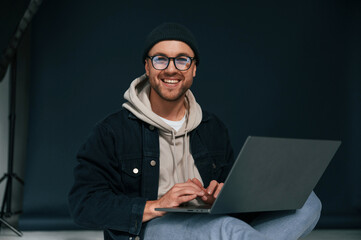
[122,74,202,135]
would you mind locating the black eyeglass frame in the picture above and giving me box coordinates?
[147,55,195,71]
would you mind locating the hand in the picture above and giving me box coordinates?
[190,178,223,205]
[143,181,205,222]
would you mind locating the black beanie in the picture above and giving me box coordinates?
[142,23,200,66]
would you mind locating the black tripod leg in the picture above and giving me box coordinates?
[0,217,23,237]
[0,179,23,236]
[0,174,7,183]
[1,179,9,218]
[13,174,24,185]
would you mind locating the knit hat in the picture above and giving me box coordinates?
[142,23,200,66]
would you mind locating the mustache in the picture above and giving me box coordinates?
[159,72,184,79]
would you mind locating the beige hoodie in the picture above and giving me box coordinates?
[122,74,204,201]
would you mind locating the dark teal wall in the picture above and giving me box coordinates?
[19,0,361,229]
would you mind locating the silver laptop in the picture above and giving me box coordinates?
[155,136,341,214]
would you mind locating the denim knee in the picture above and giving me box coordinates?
[299,192,322,237]
[304,191,322,217]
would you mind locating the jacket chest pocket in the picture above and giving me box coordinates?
[120,157,142,195]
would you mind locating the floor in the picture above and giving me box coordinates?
[301,230,361,240]
[0,229,360,240]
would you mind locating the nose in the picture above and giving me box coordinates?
[164,59,178,73]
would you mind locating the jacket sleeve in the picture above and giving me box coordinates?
[68,123,146,235]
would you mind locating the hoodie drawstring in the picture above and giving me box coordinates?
[184,130,189,181]
[171,130,180,183]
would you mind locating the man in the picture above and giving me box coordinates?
[69,23,321,240]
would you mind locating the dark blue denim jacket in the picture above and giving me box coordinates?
[68,108,234,240]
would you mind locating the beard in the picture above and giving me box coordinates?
[151,83,189,102]
[149,74,193,102]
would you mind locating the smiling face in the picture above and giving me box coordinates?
[145,40,197,103]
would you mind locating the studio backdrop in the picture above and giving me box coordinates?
[16,0,360,229]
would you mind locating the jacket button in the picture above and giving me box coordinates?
[149,125,154,130]
[133,168,139,174]
[150,160,156,167]
[135,237,140,240]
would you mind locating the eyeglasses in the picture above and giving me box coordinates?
[147,55,195,71]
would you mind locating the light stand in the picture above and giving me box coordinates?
[0,0,43,236]
[0,54,24,237]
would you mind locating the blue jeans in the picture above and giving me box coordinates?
[144,192,321,240]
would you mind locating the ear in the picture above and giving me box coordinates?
[145,59,150,76]
[192,64,197,78]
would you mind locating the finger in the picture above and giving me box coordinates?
[160,190,201,208]
[171,186,205,197]
[176,181,200,189]
[176,182,204,193]
[214,183,224,198]
[191,178,204,188]
[201,195,208,201]
[178,194,197,204]
[180,188,205,197]
[206,180,219,195]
